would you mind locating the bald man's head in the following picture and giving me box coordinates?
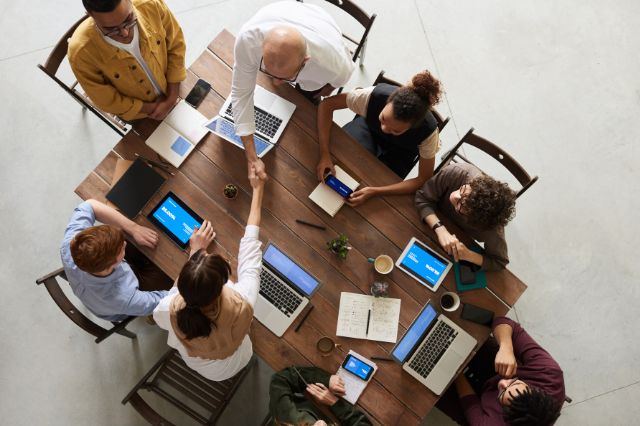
[261,26,308,84]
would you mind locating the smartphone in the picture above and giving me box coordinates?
[461,303,494,326]
[185,79,211,108]
[459,261,477,285]
[324,173,353,198]
[342,354,374,381]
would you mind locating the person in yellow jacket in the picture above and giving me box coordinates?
[69,0,186,121]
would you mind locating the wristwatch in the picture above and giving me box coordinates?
[432,221,444,231]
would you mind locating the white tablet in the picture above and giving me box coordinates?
[396,237,452,292]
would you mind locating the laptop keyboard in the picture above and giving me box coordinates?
[409,321,458,378]
[259,269,304,317]
[213,118,271,155]
[224,104,283,139]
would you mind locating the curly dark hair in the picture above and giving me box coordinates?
[461,175,516,229]
[503,387,562,426]
[387,70,442,126]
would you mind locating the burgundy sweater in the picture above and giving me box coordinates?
[460,317,565,425]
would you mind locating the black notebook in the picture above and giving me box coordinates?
[106,158,166,219]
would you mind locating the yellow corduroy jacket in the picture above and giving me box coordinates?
[68,0,186,120]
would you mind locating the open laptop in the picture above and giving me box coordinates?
[254,242,321,337]
[205,86,296,158]
[391,302,477,395]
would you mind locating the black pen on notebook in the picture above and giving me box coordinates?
[295,219,326,230]
[365,309,371,336]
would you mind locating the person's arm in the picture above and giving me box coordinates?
[122,287,169,317]
[493,321,517,378]
[477,227,509,271]
[188,220,216,257]
[316,93,348,180]
[231,167,266,306]
[148,82,180,120]
[269,367,325,425]
[158,0,187,85]
[347,156,435,206]
[85,199,158,248]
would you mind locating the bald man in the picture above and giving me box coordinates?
[232,1,355,179]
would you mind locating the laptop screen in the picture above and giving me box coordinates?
[391,303,438,363]
[399,239,449,288]
[263,244,320,297]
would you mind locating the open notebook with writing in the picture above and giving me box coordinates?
[145,100,208,168]
[336,292,401,343]
[309,165,359,217]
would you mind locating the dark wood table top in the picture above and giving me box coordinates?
[75,29,527,425]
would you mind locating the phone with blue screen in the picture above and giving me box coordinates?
[342,354,374,381]
[324,173,353,198]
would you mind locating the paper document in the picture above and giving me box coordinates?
[336,350,377,404]
[336,292,401,343]
[145,100,208,168]
[309,165,359,217]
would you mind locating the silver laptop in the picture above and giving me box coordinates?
[254,242,321,337]
[205,86,296,158]
[391,302,477,395]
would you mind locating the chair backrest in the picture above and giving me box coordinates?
[435,128,539,199]
[297,0,376,64]
[37,15,128,136]
[35,267,136,343]
[122,349,255,425]
[372,70,450,132]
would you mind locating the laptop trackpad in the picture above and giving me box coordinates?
[439,350,463,375]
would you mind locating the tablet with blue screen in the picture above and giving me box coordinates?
[396,237,452,292]
[148,192,203,249]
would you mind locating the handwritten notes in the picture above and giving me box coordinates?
[336,292,401,343]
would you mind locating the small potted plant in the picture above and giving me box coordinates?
[223,183,238,199]
[327,234,351,260]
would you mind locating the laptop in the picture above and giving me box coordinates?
[254,242,321,337]
[205,86,296,158]
[391,302,477,395]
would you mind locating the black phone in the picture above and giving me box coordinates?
[461,303,494,326]
[185,79,211,108]
[459,262,477,284]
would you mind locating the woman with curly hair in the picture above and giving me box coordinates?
[316,70,443,206]
[415,163,517,271]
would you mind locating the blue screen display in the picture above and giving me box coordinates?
[152,196,202,244]
[400,241,448,287]
[206,117,271,156]
[263,245,319,296]
[325,175,353,198]
[344,355,373,380]
[392,304,438,363]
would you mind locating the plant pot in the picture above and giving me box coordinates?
[223,184,238,199]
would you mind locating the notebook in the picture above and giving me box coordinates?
[336,350,378,404]
[336,292,401,343]
[309,165,359,217]
[105,158,133,210]
[105,158,166,219]
[145,101,209,168]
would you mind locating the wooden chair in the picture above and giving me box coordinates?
[297,0,376,67]
[122,349,256,425]
[373,70,450,131]
[35,267,137,343]
[37,15,129,136]
[435,128,538,199]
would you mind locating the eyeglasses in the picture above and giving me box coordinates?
[259,57,305,83]
[98,11,137,38]
[455,184,470,214]
[497,379,525,404]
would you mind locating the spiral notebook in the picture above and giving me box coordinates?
[309,165,359,217]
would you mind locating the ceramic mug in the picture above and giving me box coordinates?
[367,254,394,274]
[440,292,461,312]
[316,336,339,356]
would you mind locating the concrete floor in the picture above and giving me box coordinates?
[1,0,638,424]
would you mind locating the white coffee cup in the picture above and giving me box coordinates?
[440,292,461,312]
[368,254,394,274]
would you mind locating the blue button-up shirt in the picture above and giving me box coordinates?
[60,202,168,321]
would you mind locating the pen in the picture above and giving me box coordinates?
[371,356,393,361]
[292,366,309,386]
[134,153,175,176]
[365,309,371,336]
[294,304,314,332]
[295,219,326,230]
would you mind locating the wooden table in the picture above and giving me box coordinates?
[76,30,527,425]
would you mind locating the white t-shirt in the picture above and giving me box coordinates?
[153,226,262,382]
[102,24,163,96]
[231,1,355,136]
